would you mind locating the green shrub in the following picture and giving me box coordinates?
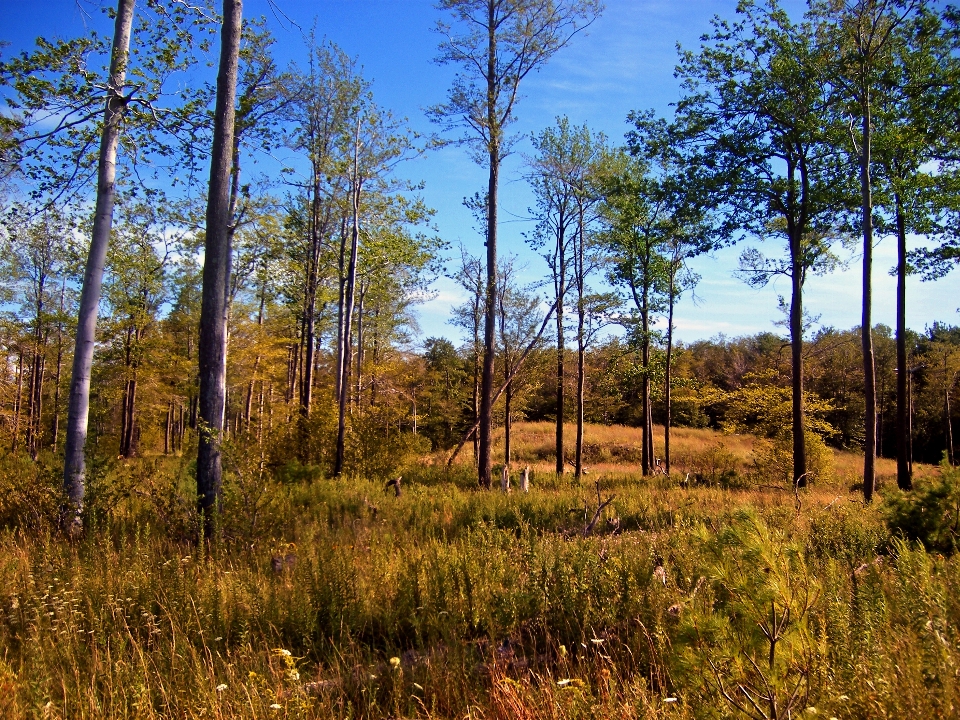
[751,430,833,486]
[885,460,960,554]
[806,502,887,565]
[0,451,61,532]
[686,441,745,489]
[673,510,821,719]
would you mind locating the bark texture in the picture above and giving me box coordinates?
[197,0,243,539]
[62,0,136,523]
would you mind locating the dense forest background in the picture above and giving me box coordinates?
[0,0,958,501]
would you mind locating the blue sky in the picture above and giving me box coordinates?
[4,0,958,346]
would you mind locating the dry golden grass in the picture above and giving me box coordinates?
[446,420,937,489]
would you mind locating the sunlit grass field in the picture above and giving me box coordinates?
[459,420,938,489]
[0,424,956,718]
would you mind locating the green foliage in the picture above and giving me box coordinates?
[347,410,432,480]
[806,502,887,566]
[885,459,960,554]
[673,511,821,720]
[0,451,62,532]
[751,431,834,486]
[720,371,835,441]
[685,441,745,489]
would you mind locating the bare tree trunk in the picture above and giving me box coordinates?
[257,381,264,444]
[334,219,347,403]
[504,362,512,466]
[478,163,498,487]
[574,204,588,479]
[119,379,129,456]
[947,390,955,466]
[895,192,912,489]
[665,270,675,476]
[790,229,807,487]
[556,298,565,476]
[946,356,956,466]
[62,0,135,522]
[50,281,65,449]
[641,270,652,476]
[335,118,362,477]
[908,368,914,475]
[473,348,480,467]
[12,350,23,453]
[355,284,365,409]
[26,342,44,459]
[164,401,172,455]
[477,3,499,490]
[197,0,242,540]
[859,98,877,503]
[123,377,137,457]
[300,184,321,418]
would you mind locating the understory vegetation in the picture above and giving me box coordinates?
[1,424,959,719]
[3,0,960,717]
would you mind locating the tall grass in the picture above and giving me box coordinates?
[0,446,957,718]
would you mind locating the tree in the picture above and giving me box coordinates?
[431,0,601,488]
[101,200,175,458]
[0,0,215,523]
[813,0,919,502]
[871,6,960,489]
[284,40,363,426]
[674,0,848,488]
[565,122,612,478]
[600,153,669,476]
[450,244,487,465]
[496,256,543,466]
[61,0,137,528]
[0,207,76,457]
[334,104,424,477]
[197,0,243,540]
[626,115,713,477]
[527,119,581,475]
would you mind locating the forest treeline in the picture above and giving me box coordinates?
[1,0,959,530]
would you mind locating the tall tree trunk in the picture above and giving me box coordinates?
[12,350,23,453]
[300,181,321,418]
[123,377,137,457]
[556,294,565,475]
[574,213,585,479]
[50,281,65,449]
[257,380,264,444]
[575,335,585,478]
[197,0,242,540]
[334,118,362,477]
[477,2,499,490]
[860,97,877,503]
[62,0,135,521]
[790,230,807,487]
[164,401,172,455]
[946,356,955,466]
[665,268,675,476]
[641,257,652,476]
[334,219,348,403]
[472,347,480,467]
[355,284,365,409]
[504,375,512,467]
[119,379,129,456]
[26,344,42,458]
[895,191,912,489]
